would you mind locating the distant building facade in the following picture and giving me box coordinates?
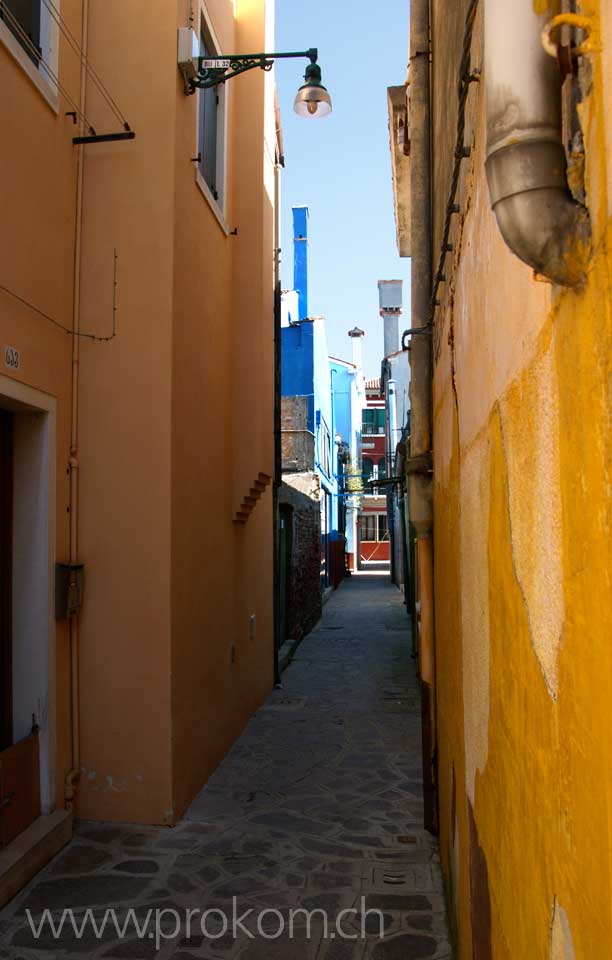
[358,378,390,565]
[330,348,365,573]
[279,207,346,646]
[378,280,410,589]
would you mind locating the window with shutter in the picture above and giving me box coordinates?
[197,9,226,211]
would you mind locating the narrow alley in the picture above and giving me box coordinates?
[5,0,612,951]
[0,575,449,959]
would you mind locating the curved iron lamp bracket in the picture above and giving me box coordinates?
[189,48,318,93]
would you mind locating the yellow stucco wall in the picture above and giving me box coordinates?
[432,1,612,955]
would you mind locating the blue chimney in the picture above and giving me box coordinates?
[293,206,309,321]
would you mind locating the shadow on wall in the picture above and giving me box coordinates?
[468,799,492,959]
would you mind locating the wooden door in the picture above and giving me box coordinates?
[0,731,40,847]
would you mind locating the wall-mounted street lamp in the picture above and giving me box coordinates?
[292,56,333,118]
[178,33,332,118]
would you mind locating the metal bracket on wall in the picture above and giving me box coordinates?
[405,453,433,477]
[401,326,433,350]
[73,124,135,145]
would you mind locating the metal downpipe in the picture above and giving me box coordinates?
[484,0,590,286]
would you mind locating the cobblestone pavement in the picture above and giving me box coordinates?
[0,574,450,959]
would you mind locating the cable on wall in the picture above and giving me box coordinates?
[429,0,481,327]
[0,249,120,342]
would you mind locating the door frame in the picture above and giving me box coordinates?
[0,410,13,751]
[0,374,57,814]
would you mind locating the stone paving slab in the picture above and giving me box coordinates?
[0,574,450,960]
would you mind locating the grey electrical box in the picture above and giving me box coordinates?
[55,563,85,619]
[177,27,199,84]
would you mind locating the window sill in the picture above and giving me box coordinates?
[0,21,58,113]
[195,169,229,236]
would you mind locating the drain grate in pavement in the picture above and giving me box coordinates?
[372,866,429,891]
[264,697,307,711]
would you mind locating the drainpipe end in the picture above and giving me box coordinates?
[486,140,591,288]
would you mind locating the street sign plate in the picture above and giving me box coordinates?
[201,59,230,70]
[4,345,19,371]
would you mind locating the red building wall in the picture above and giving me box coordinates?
[359,380,390,564]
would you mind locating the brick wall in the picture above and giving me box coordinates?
[279,474,321,641]
[281,396,315,472]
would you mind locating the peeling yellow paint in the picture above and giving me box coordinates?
[460,436,491,799]
[498,338,564,699]
[550,899,575,960]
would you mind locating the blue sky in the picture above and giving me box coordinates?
[275,0,411,379]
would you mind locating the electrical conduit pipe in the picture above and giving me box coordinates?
[65,0,89,811]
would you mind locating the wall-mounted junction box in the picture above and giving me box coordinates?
[55,563,84,619]
[177,27,199,85]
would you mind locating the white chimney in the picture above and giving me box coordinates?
[348,326,365,369]
[378,280,403,358]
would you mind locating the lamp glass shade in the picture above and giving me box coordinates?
[293,84,333,118]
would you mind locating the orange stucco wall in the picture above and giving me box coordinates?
[0,0,83,813]
[0,0,275,827]
[76,0,177,825]
[170,0,275,819]
[431,1,612,955]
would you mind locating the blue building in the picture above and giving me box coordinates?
[329,340,365,572]
[280,207,344,589]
